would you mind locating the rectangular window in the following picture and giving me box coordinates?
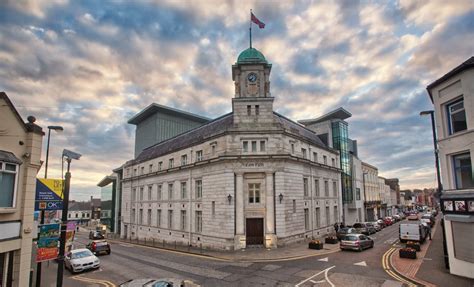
[260,141,266,152]
[181,182,187,199]
[248,183,261,203]
[196,180,202,199]
[324,181,329,197]
[133,168,137,176]
[140,187,144,201]
[447,98,467,134]
[168,210,173,229]
[323,155,327,165]
[301,148,307,159]
[303,178,309,197]
[293,199,296,213]
[243,141,248,152]
[315,207,320,228]
[148,185,152,201]
[291,143,295,153]
[211,145,216,155]
[212,201,215,216]
[181,155,187,166]
[169,158,174,168]
[196,150,203,161]
[333,182,337,197]
[251,141,257,152]
[247,105,251,116]
[315,179,320,197]
[304,208,309,230]
[131,189,136,202]
[141,166,144,175]
[158,184,162,200]
[255,105,260,115]
[158,161,163,171]
[147,209,152,226]
[149,164,153,173]
[332,158,335,167]
[139,209,143,225]
[326,206,330,226]
[157,209,162,227]
[195,211,202,233]
[313,152,318,162]
[131,209,136,223]
[181,210,187,230]
[168,183,174,200]
[453,152,474,189]
[356,188,361,200]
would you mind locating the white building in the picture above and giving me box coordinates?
[362,162,381,221]
[119,48,343,250]
[426,56,474,278]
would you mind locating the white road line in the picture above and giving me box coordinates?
[295,265,335,287]
[324,266,336,287]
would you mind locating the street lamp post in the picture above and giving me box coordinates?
[36,125,63,287]
[420,110,449,269]
[56,149,81,287]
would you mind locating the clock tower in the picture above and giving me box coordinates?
[232,47,274,126]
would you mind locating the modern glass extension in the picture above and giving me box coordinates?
[332,120,353,203]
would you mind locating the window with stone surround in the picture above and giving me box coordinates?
[243,141,249,152]
[293,199,296,213]
[169,158,174,168]
[181,154,187,166]
[247,105,251,116]
[157,184,162,200]
[181,181,187,199]
[260,141,265,152]
[453,152,473,189]
[131,209,136,223]
[248,183,261,204]
[326,206,330,226]
[195,180,202,199]
[212,201,215,216]
[141,166,144,175]
[139,209,143,225]
[147,209,152,226]
[149,164,153,173]
[148,185,152,201]
[158,161,163,171]
[301,148,307,159]
[251,141,257,152]
[447,97,467,135]
[255,105,260,115]
[139,187,144,201]
[315,207,320,228]
[303,178,309,197]
[324,180,329,197]
[313,152,318,162]
[196,211,202,233]
[196,150,203,161]
[304,208,309,230]
[168,210,173,229]
[333,181,337,197]
[157,209,162,227]
[323,155,327,165]
[181,210,187,230]
[315,179,320,197]
[168,183,174,200]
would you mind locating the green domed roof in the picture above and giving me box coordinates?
[237,47,267,64]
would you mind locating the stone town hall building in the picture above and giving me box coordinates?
[120,47,342,250]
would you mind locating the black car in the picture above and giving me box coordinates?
[89,231,105,240]
[86,240,111,255]
[336,227,357,240]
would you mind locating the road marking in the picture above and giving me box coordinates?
[353,261,367,267]
[317,257,328,262]
[295,266,335,287]
[381,248,417,287]
[71,275,116,287]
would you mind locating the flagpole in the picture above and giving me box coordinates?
[249,9,252,48]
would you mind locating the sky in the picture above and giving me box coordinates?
[1,0,473,201]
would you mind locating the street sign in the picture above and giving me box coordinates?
[35,178,64,211]
[36,223,60,262]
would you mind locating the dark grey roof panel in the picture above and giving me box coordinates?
[298,107,352,126]
[128,103,211,125]
[0,150,22,165]
[274,112,328,148]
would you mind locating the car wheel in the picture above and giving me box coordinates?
[106,250,111,255]
[370,242,374,248]
[358,246,362,252]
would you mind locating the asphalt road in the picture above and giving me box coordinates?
[41,222,405,287]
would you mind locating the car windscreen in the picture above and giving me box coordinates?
[344,235,359,241]
[71,250,93,259]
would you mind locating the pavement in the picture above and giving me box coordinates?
[389,216,474,287]
[107,234,342,262]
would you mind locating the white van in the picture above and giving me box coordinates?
[399,221,427,243]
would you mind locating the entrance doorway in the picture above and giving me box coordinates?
[246,218,264,245]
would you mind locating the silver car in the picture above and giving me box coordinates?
[65,248,100,273]
[340,234,374,251]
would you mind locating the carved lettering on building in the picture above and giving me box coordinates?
[242,162,264,168]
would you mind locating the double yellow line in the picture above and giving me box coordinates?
[382,247,418,287]
[71,275,116,287]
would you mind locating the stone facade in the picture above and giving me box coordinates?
[119,49,342,250]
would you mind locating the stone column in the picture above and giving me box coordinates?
[234,173,246,249]
[265,172,277,248]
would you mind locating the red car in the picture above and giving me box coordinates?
[383,217,393,226]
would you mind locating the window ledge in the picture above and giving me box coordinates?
[439,129,473,142]
[0,208,18,214]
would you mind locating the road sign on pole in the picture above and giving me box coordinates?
[35,178,64,211]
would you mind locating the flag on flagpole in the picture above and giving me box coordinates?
[251,12,265,29]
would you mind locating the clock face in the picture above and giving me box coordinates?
[247,72,257,83]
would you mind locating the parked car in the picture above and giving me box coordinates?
[86,240,111,255]
[392,214,401,221]
[421,214,435,227]
[89,231,105,240]
[385,216,395,224]
[352,223,374,235]
[399,221,427,243]
[65,248,100,273]
[340,234,374,251]
[376,219,386,228]
[371,222,382,232]
[383,217,393,226]
[336,227,357,240]
[364,222,377,234]
[407,214,419,221]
